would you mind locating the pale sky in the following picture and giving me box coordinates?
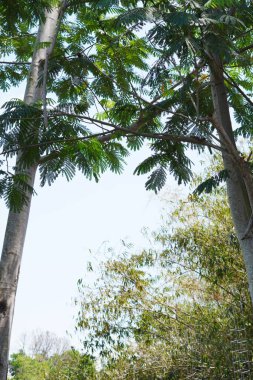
[0,84,185,353]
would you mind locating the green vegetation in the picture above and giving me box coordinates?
[9,349,95,380]
[2,0,253,377]
[76,173,253,378]
[1,0,253,208]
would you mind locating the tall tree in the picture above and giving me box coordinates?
[97,1,253,305]
[0,0,144,377]
[1,0,174,375]
[0,3,64,377]
[40,0,253,309]
[2,0,253,376]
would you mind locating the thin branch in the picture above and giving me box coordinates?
[143,61,206,110]
[0,105,223,156]
[232,27,253,42]
[42,53,49,128]
[39,150,60,164]
[52,111,223,151]
[237,42,253,54]
[209,131,222,145]
[2,128,223,158]
[52,111,120,128]
[242,214,253,240]
[211,116,240,161]
[1,130,113,156]
[247,151,252,162]
[224,70,253,107]
[111,126,224,152]
[0,61,31,65]
[0,32,37,41]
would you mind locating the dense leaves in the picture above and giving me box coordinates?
[2,1,253,206]
[9,349,96,380]
[0,0,148,209]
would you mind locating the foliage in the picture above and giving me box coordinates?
[193,168,229,195]
[9,349,96,380]
[0,0,146,210]
[2,1,253,377]
[129,0,253,193]
[1,1,253,206]
[9,352,49,380]
[76,180,253,379]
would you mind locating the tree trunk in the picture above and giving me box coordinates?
[209,57,253,304]
[0,6,62,379]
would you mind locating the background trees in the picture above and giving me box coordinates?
[9,349,95,380]
[7,330,95,379]
[20,330,70,358]
[76,171,253,379]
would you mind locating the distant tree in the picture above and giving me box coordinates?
[9,349,95,380]
[28,330,69,359]
[48,349,96,380]
[8,352,49,380]
[2,1,253,377]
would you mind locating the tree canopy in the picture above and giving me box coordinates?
[9,349,95,380]
[1,0,253,207]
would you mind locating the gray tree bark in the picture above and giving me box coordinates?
[0,6,62,379]
[209,56,253,303]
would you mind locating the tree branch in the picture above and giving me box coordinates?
[237,42,253,54]
[0,61,31,65]
[242,214,253,240]
[224,70,253,108]
[42,54,49,128]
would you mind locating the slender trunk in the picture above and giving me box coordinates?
[209,57,253,304]
[0,7,62,379]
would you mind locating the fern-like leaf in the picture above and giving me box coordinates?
[193,169,229,195]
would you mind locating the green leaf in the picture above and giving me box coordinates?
[193,169,229,195]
